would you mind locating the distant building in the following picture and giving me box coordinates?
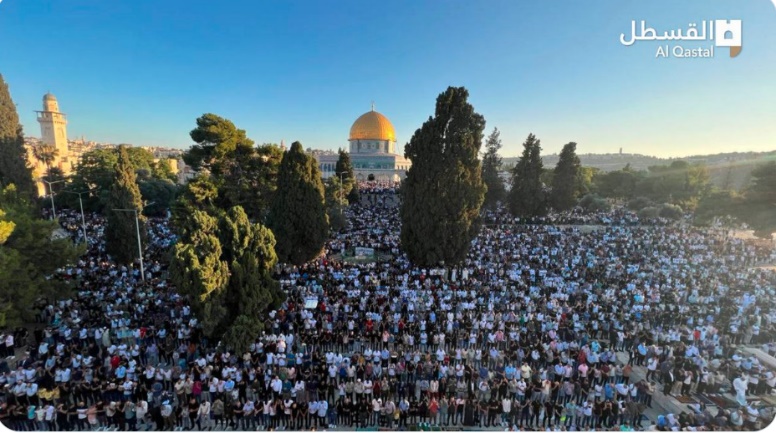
[314,105,411,182]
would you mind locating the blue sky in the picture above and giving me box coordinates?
[1,0,774,157]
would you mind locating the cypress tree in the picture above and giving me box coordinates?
[105,145,147,264]
[508,133,547,218]
[550,142,581,211]
[0,74,35,195]
[400,86,486,267]
[218,206,285,351]
[335,148,359,202]
[268,142,329,265]
[482,127,506,208]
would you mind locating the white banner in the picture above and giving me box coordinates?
[354,247,375,257]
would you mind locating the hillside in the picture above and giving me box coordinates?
[503,150,776,190]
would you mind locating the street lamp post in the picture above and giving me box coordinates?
[40,178,65,220]
[61,189,94,245]
[112,201,155,281]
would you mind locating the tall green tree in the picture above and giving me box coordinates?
[184,114,282,220]
[105,145,146,265]
[216,143,283,221]
[183,113,255,172]
[170,196,284,351]
[324,175,349,232]
[268,142,329,265]
[481,127,506,208]
[335,148,359,203]
[0,185,82,327]
[400,86,486,267]
[65,146,167,212]
[169,209,231,335]
[508,133,547,218]
[0,75,35,196]
[740,161,776,239]
[550,142,582,211]
[217,207,284,350]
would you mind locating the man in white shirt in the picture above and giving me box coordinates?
[317,399,329,426]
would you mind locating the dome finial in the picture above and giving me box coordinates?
[371,101,375,112]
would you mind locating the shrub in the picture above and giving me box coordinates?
[659,203,684,220]
[638,206,660,219]
[628,196,653,211]
[578,194,611,213]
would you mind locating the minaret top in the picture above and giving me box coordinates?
[42,92,60,113]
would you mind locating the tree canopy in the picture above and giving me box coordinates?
[104,145,147,265]
[169,183,284,352]
[0,184,82,327]
[550,142,582,211]
[481,127,506,208]
[183,113,255,172]
[335,148,359,203]
[0,74,35,196]
[508,133,547,218]
[64,146,177,213]
[267,142,329,265]
[400,86,486,267]
[740,161,776,239]
[183,114,282,221]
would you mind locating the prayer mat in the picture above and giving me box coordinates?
[694,393,720,407]
[674,394,697,403]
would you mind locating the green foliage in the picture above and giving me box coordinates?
[105,145,147,265]
[183,114,282,221]
[324,176,350,232]
[576,167,600,197]
[508,133,547,218]
[627,196,654,211]
[659,203,684,220]
[578,194,611,213]
[594,167,640,200]
[638,206,660,220]
[694,189,741,226]
[268,142,329,265]
[153,158,178,183]
[400,86,486,267]
[184,113,255,171]
[0,75,35,196]
[213,143,283,221]
[138,179,179,217]
[635,161,710,209]
[65,147,167,212]
[169,202,284,353]
[593,161,710,209]
[335,149,359,203]
[739,161,776,239]
[32,144,59,170]
[169,210,230,304]
[481,127,506,208]
[0,185,82,327]
[551,142,582,211]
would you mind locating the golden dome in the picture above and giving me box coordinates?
[349,109,396,142]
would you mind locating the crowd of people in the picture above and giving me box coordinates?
[1,185,775,432]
